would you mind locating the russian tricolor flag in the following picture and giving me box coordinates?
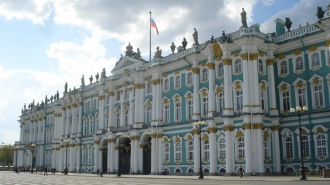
[150,18,159,35]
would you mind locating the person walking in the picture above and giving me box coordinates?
[97,168,100,176]
[239,165,244,178]
[44,167,48,176]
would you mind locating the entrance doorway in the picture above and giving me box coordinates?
[143,136,151,174]
[119,137,131,174]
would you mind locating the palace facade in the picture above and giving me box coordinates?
[15,5,330,175]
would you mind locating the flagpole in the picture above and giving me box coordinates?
[149,11,151,62]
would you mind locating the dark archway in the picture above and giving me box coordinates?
[119,137,131,174]
[101,139,108,173]
[143,136,151,174]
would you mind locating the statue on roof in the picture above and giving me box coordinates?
[153,46,162,59]
[45,95,48,105]
[56,91,59,100]
[170,42,176,54]
[192,28,199,45]
[21,108,23,115]
[64,82,68,93]
[316,6,325,22]
[182,38,187,50]
[210,35,214,43]
[89,75,93,84]
[125,42,134,57]
[241,8,247,27]
[135,48,141,59]
[220,31,228,43]
[101,68,106,79]
[40,101,44,108]
[50,95,53,103]
[285,17,292,32]
[81,75,85,86]
[96,72,99,81]
[24,103,26,110]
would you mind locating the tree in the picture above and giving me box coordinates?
[0,145,14,167]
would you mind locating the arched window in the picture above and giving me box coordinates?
[295,57,304,71]
[175,142,182,160]
[297,88,306,107]
[175,102,181,121]
[280,61,288,74]
[116,91,120,101]
[187,72,193,85]
[124,110,128,126]
[188,141,194,160]
[218,63,224,77]
[89,118,93,134]
[83,121,87,135]
[164,79,169,91]
[82,148,86,164]
[316,134,327,156]
[147,82,152,93]
[282,91,290,112]
[301,135,309,157]
[258,59,264,73]
[116,113,120,128]
[187,100,193,119]
[146,106,152,124]
[218,92,224,113]
[264,137,269,158]
[285,137,293,158]
[175,76,181,88]
[88,148,92,165]
[164,104,169,123]
[311,53,320,67]
[235,59,242,73]
[164,143,170,161]
[313,85,324,107]
[90,99,94,110]
[202,68,208,81]
[124,89,129,99]
[204,140,210,160]
[236,90,243,111]
[202,97,208,116]
[238,137,245,158]
[219,138,226,159]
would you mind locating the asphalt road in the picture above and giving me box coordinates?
[1,171,329,185]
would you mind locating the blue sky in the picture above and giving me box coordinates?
[0,0,328,144]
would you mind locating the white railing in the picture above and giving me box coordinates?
[272,24,321,42]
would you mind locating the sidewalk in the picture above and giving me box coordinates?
[52,172,330,181]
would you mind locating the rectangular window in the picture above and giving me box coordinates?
[314,85,324,107]
[260,90,265,110]
[282,91,290,111]
[203,97,208,116]
[164,104,169,123]
[298,89,306,107]
[236,90,243,111]
[188,100,193,119]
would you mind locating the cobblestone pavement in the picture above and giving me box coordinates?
[1,171,329,185]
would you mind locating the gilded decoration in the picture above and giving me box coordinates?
[115,86,119,91]
[325,38,330,47]
[293,49,302,55]
[206,62,215,69]
[192,129,200,135]
[186,66,192,71]
[250,53,258,60]
[213,41,223,61]
[223,125,234,131]
[174,96,180,103]
[316,127,324,133]
[278,54,286,60]
[219,158,226,163]
[157,134,164,138]
[280,84,289,91]
[130,136,140,141]
[308,45,318,52]
[316,106,322,110]
[163,137,169,143]
[201,62,206,67]
[260,81,266,90]
[94,140,100,145]
[202,90,208,97]
[267,58,275,65]
[72,103,78,108]
[240,53,248,60]
[264,157,271,162]
[271,125,280,131]
[115,146,119,150]
[233,52,239,57]
[242,123,251,129]
[61,107,66,111]
[139,144,144,148]
[284,157,292,162]
[150,134,157,138]
[120,90,123,94]
[175,160,181,164]
[202,134,209,140]
[235,81,241,90]
[146,100,152,106]
[237,158,245,162]
[108,91,115,96]
[192,67,200,74]
[263,130,269,138]
[312,78,321,85]
[296,81,305,88]
[223,58,232,65]
[174,70,180,75]
[259,52,265,57]
[216,87,224,94]
[163,99,169,104]
[124,68,129,74]
[175,137,181,143]
[207,127,217,133]
[186,94,193,100]
[236,130,244,137]
[187,135,193,141]
[253,123,264,129]
[163,73,168,77]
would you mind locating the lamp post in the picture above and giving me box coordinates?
[116,132,123,177]
[15,145,19,173]
[194,120,206,179]
[63,139,70,175]
[290,106,308,180]
[31,144,36,173]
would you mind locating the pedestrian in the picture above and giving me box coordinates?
[97,168,100,176]
[36,168,38,174]
[239,165,244,178]
[74,168,77,174]
[44,167,48,176]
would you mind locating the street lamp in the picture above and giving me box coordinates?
[31,144,36,173]
[15,145,19,173]
[116,132,123,177]
[290,106,308,180]
[194,120,206,179]
[63,139,70,175]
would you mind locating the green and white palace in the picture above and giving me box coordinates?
[15,5,330,176]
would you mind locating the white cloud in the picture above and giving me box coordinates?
[0,128,19,145]
[261,0,275,6]
[0,0,53,25]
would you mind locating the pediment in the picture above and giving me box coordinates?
[111,56,147,74]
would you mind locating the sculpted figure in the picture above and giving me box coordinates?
[95,72,99,81]
[101,68,106,79]
[135,48,141,59]
[182,38,187,50]
[45,95,48,104]
[153,46,162,59]
[89,75,93,84]
[170,42,176,54]
[81,75,85,86]
[24,103,26,110]
[192,28,199,45]
[64,82,68,93]
[56,91,59,100]
[241,8,247,27]
[285,17,292,32]
[50,96,53,103]
[316,6,325,21]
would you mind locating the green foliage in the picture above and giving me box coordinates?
[0,145,14,166]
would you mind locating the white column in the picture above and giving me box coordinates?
[157,137,163,173]
[99,96,105,130]
[94,142,99,172]
[130,139,136,174]
[115,146,119,173]
[71,104,77,137]
[192,66,200,120]
[52,148,56,169]
[39,145,44,168]
[107,141,111,173]
[155,79,161,121]
[151,80,156,122]
[251,54,261,113]
[59,146,64,172]
[151,135,156,174]
[207,62,216,118]
[224,121,234,174]
[61,107,66,139]
[66,106,70,136]
[20,125,24,143]
[208,127,217,174]
[69,143,75,172]
[273,126,281,173]
[78,102,83,137]
[267,59,278,116]
[223,58,233,115]
[243,123,252,174]
[193,129,200,175]
[256,124,264,173]
[108,90,115,128]
[242,54,251,113]
[138,143,143,173]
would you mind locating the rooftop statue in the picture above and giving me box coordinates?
[96,72,99,81]
[241,8,247,27]
[192,28,199,45]
[210,35,214,43]
[285,17,292,32]
[81,75,85,86]
[53,93,56,100]
[64,82,68,93]
[21,108,23,115]
[316,6,325,22]
[40,101,44,108]
[56,91,59,100]
[182,38,187,50]
[45,95,48,105]
[170,42,176,54]
[24,103,26,110]
[50,95,53,103]
[220,31,228,43]
[101,68,106,79]
[125,42,134,57]
[153,46,162,59]
[135,48,141,59]
[89,75,93,84]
